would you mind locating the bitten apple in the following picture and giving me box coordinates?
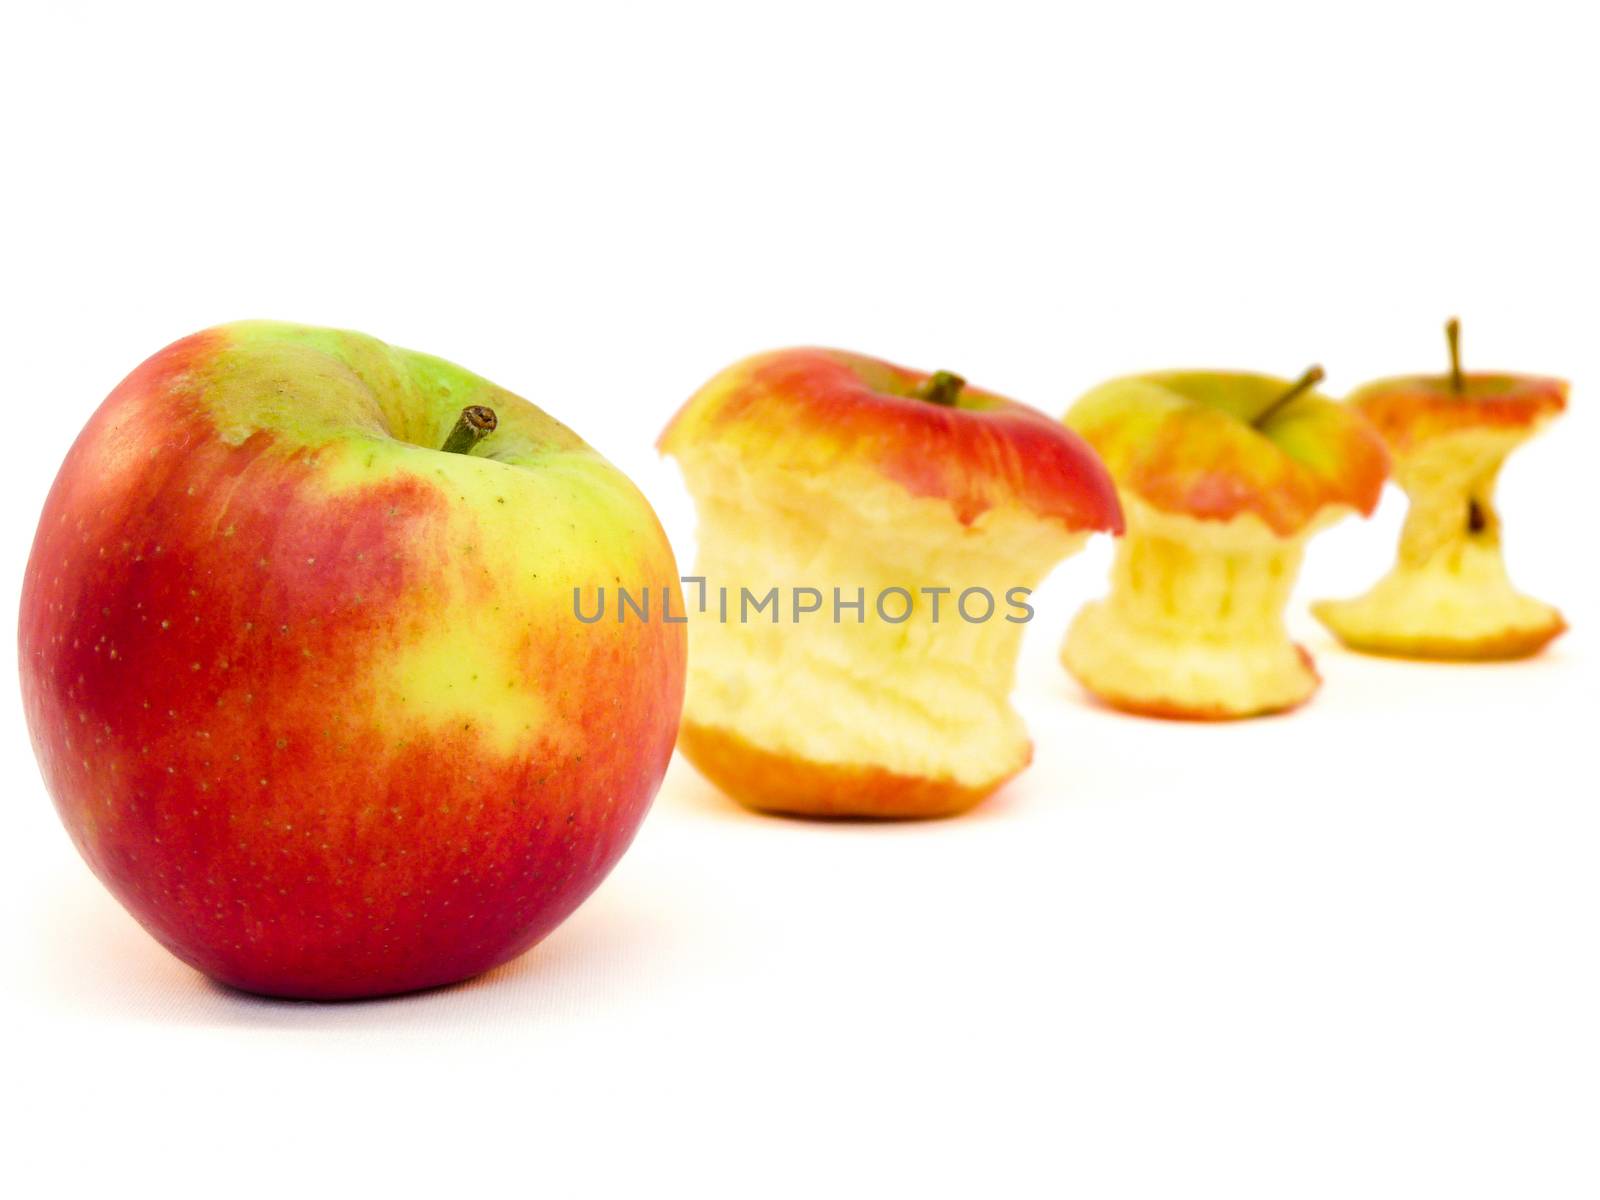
[660,349,1122,819]
[1314,320,1568,659]
[19,322,686,999]
[1062,367,1389,719]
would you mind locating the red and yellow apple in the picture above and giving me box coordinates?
[1062,367,1389,719]
[19,322,686,999]
[1314,321,1568,659]
[660,349,1122,819]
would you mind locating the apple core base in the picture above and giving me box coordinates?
[1313,559,1565,661]
[679,721,1011,820]
[1063,600,1319,720]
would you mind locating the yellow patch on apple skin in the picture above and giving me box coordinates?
[375,608,560,758]
[354,448,677,759]
[674,446,1087,808]
[1314,423,1565,660]
[1063,500,1339,719]
[163,327,684,767]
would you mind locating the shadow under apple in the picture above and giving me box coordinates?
[32,861,684,1034]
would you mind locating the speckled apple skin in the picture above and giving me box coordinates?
[20,324,686,999]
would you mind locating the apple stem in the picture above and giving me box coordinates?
[914,370,966,407]
[1446,316,1464,394]
[441,405,498,455]
[1468,497,1488,534]
[1254,365,1325,427]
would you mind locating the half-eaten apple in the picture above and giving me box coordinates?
[1314,319,1568,659]
[660,349,1122,818]
[1062,367,1389,719]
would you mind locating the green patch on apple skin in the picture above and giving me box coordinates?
[213,321,590,460]
[1137,370,1311,425]
[1265,402,1367,481]
[1069,370,1344,460]
[191,320,675,578]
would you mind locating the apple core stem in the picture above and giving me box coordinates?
[1253,365,1325,427]
[1446,316,1464,394]
[914,371,966,407]
[441,405,498,455]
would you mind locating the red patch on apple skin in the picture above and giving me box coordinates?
[1130,430,1383,537]
[659,348,1124,535]
[20,329,685,999]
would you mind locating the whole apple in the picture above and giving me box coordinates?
[19,322,686,999]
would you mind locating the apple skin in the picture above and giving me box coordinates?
[1064,371,1390,535]
[659,348,1125,531]
[1345,372,1566,453]
[19,323,686,999]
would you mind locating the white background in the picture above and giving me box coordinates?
[3,2,1596,1196]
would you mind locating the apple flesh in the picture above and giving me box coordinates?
[1314,360,1567,659]
[660,349,1122,818]
[1064,501,1330,719]
[1062,369,1388,719]
[19,323,686,999]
